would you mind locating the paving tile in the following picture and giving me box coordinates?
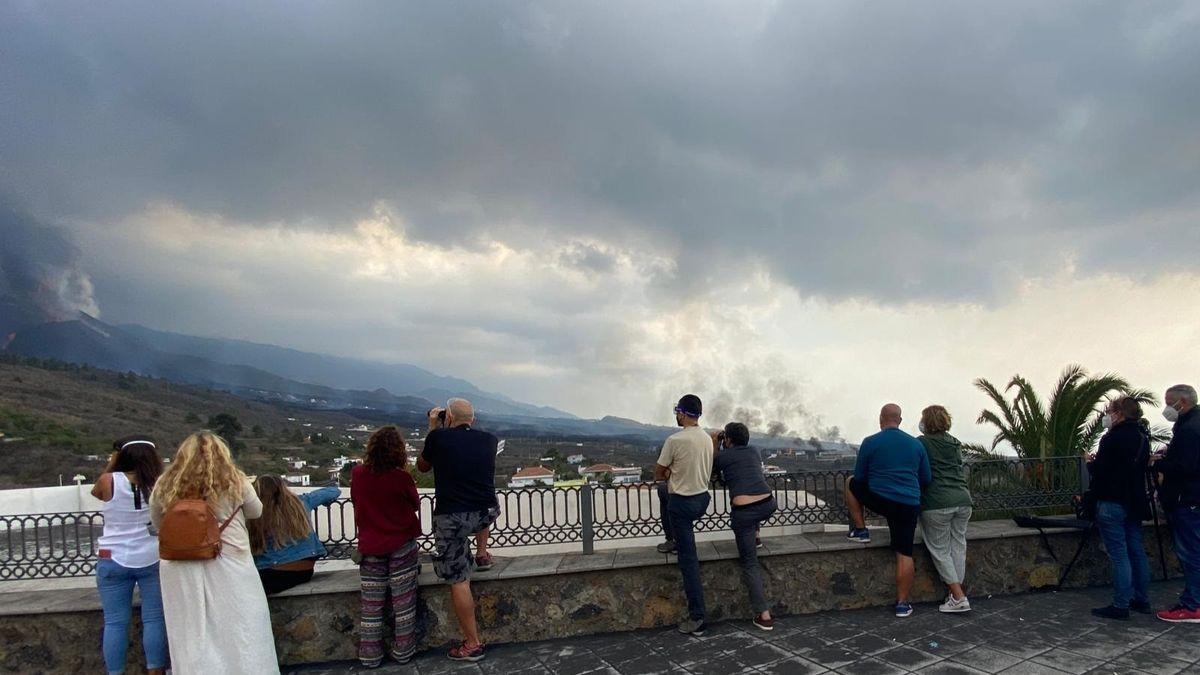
[876,645,943,670]
[608,654,681,674]
[557,550,618,573]
[756,656,830,674]
[919,663,990,675]
[1029,648,1107,675]
[834,657,908,675]
[731,642,794,668]
[839,633,900,657]
[816,624,871,643]
[1129,635,1200,665]
[497,553,566,579]
[759,535,819,556]
[777,630,837,655]
[948,646,1023,674]
[1058,635,1140,661]
[983,631,1054,659]
[685,653,755,674]
[612,545,672,569]
[804,645,864,670]
[996,663,1069,675]
[907,634,976,658]
[1107,653,1192,675]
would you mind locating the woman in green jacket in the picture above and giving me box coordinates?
[918,405,973,613]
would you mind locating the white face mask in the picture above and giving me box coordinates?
[1163,404,1180,423]
[1101,414,1114,430]
[918,421,927,435]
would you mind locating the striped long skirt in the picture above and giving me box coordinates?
[358,540,419,666]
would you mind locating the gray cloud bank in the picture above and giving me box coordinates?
[2,1,1199,431]
[3,1,1198,304]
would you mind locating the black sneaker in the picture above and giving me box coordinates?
[1130,599,1153,614]
[1091,605,1130,620]
[677,618,707,636]
[656,540,677,554]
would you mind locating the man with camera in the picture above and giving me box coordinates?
[1154,384,1200,623]
[654,394,714,637]
[417,398,500,661]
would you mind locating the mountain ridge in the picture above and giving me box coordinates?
[3,313,573,419]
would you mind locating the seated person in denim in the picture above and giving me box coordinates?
[249,476,341,594]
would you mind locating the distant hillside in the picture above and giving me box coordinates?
[0,310,574,419]
[4,314,572,419]
[0,357,375,489]
[117,323,577,419]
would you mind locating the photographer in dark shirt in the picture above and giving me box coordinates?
[417,398,499,662]
[712,422,777,631]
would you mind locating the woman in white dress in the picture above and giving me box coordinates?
[150,431,279,674]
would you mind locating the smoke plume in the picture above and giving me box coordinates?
[0,202,100,322]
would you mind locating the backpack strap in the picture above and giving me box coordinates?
[218,504,244,533]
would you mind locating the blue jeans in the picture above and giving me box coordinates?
[668,492,711,621]
[96,559,167,674]
[657,482,673,542]
[1168,505,1200,610]
[1095,501,1150,609]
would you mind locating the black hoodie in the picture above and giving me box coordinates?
[1088,419,1150,519]
[1158,406,1200,509]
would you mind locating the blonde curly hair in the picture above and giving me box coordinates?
[151,431,246,510]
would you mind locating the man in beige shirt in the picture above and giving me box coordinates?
[654,394,714,636]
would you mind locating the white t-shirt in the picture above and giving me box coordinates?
[656,426,715,496]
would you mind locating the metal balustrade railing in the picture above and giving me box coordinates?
[0,458,1087,580]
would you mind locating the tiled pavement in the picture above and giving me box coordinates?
[290,581,1200,675]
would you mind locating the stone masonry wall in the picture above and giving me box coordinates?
[0,524,1181,673]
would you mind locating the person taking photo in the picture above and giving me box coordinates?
[92,435,168,675]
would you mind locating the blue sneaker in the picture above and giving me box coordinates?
[847,528,870,543]
[895,602,914,618]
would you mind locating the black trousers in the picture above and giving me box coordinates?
[259,567,315,595]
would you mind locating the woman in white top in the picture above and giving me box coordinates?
[149,431,279,675]
[92,435,167,675]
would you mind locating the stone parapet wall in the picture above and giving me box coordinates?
[0,521,1180,672]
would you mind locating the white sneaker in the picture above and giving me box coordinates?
[939,595,971,613]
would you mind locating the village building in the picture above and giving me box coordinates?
[508,466,556,488]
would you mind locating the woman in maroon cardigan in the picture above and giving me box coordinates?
[351,426,422,668]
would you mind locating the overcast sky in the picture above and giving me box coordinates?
[2,1,1198,446]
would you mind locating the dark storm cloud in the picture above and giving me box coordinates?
[2,0,1198,303]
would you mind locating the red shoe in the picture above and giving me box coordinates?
[475,552,494,571]
[1156,606,1200,623]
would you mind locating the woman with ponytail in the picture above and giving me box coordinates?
[92,435,167,675]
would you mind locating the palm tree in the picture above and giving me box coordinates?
[974,364,1157,459]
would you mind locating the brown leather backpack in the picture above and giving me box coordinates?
[158,498,243,561]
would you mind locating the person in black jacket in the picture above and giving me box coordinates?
[1088,397,1151,619]
[1154,384,1200,623]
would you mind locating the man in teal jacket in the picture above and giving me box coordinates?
[845,403,931,617]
